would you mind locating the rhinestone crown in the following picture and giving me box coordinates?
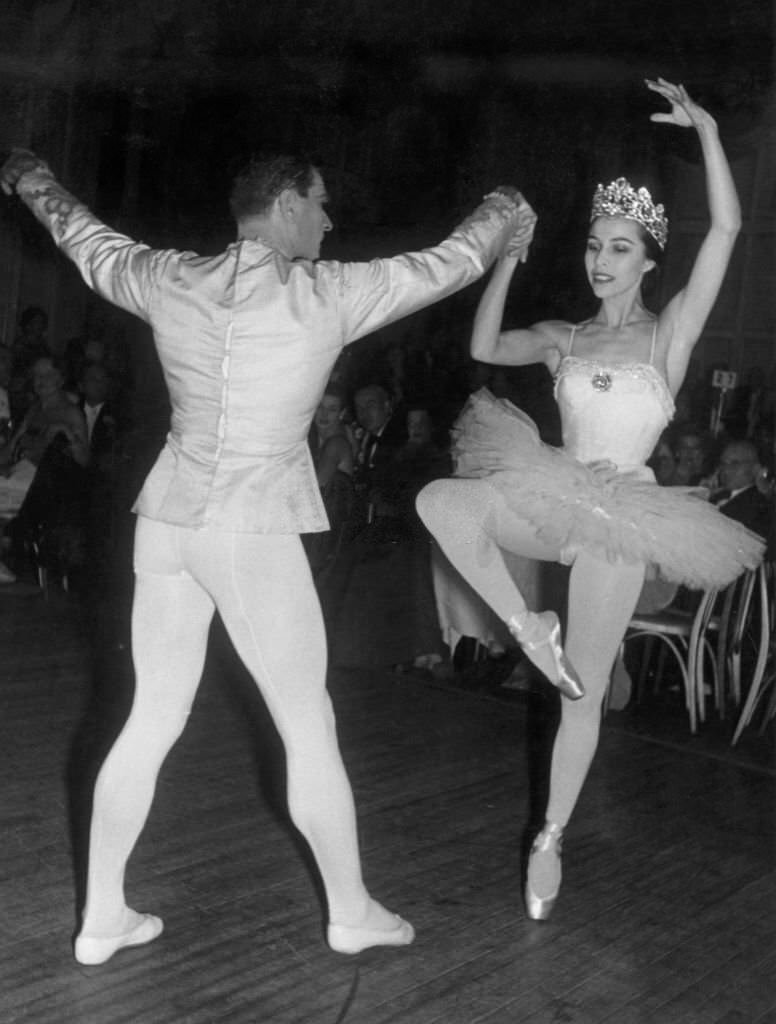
[590,177,668,250]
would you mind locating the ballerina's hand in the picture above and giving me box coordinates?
[505,201,537,263]
[645,77,713,131]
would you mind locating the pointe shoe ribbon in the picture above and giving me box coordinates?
[525,822,563,921]
[508,610,584,700]
[74,914,164,965]
[327,913,415,955]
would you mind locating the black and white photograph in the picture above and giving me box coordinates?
[0,2,774,1021]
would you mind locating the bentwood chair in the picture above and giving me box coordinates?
[624,585,720,734]
[729,562,774,745]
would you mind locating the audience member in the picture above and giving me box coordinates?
[1,354,90,581]
[304,384,356,576]
[0,354,88,514]
[80,363,121,461]
[9,306,51,421]
[710,439,774,553]
[352,382,406,523]
[326,401,449,670]
[12,306,49,371]
[647,430,678,485]
[672,424,714,485]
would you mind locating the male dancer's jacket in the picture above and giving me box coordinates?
[16,167,519,534]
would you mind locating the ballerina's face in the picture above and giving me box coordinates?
[585,217,655,298]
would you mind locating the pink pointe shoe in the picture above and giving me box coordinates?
[74,914,164,965]
[525,822,563,921]
[508,610,584,700]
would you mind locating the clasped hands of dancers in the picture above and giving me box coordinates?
[2,76,756,969]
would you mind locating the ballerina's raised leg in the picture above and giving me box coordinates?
[416,476,583,700]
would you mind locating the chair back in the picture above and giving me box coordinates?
[625,584,719,733]
[730,562,774,744]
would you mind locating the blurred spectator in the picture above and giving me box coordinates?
[304,384,356,576]
[9,306,51,422]
[12,306,49,371]
[1,355,89,581]
[352,382,406,522]
[325,402,450,671]
[354,383,405,462]
[395,406,452,486]
[672,424,715,486]
[74,361,135,604]
[647,430,678,485]
[81,363,121,462]
[710,439,774,553]
[0,355,88,516]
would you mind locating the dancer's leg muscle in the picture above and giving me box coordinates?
[196,531,371,924]
[81,518,215,935]
[545,552,645,827]
[417,478,557,621]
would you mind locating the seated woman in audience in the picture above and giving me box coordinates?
[0,354,89,581]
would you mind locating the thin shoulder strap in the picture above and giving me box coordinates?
[567,323,577,356]
[648,320,657,365]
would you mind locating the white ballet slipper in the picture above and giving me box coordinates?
[74,913,164,965]
[327,913,415,955]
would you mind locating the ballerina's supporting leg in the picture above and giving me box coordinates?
[416,477,583,698]
[526,551,646,919]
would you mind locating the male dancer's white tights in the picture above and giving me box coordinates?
[80,517,373,936]
[417,478,645,827]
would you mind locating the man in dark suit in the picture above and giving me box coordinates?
[80,362,123,457]
[354,384,404,467]
[352,382,406,523]
[79,361,131,600]
[714,439,774,554]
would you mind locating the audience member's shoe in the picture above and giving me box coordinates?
[500,661,534,692]
[0,561,17,584]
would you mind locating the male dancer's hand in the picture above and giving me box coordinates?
[1,148,51,196]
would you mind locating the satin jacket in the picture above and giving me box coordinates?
[17,169,519,533]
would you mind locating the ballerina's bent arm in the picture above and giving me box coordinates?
[647,78,741,394]
[470,199,565,371]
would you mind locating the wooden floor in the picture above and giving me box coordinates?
[1,585,775,1024]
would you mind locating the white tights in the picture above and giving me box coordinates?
[81,517,372,935]
[417,478,645,827]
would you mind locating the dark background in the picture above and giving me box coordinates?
[0,0,773,353]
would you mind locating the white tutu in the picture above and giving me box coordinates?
[452,389,763,590]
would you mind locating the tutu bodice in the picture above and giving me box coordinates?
[448,324,764,588]
[555,357,674,472]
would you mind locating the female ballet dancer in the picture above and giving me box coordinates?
[416,78,764,920]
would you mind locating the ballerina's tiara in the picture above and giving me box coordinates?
[590,177,668,250]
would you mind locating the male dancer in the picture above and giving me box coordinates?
[1,148,533,963]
